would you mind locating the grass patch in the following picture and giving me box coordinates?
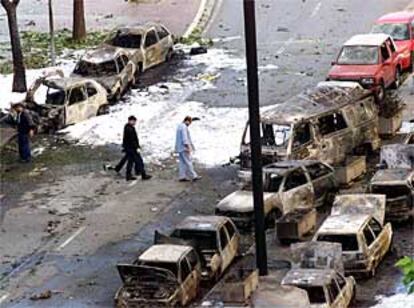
[0,29,109,74]
[177,27,213,47]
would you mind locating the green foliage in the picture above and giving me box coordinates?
[0,29,108,74]
[177,27,213,47]
[396,256,414,294]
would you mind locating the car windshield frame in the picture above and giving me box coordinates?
[109,32,143,49]
[297,285,327,304]
[171,229,218,251]
[317,233,360,252]
[337,46,379,65]
[74,60,119,77]
[372,23,410,41]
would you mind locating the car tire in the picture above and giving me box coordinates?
[392,67,402,89]
[113,89,122,102]
[375,82,386,103]
[97,105,109,116]
[165,48,173,62]
[350,286,357,305]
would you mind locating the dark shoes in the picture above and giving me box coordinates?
[126,176,137,181]
[126,174,152,181]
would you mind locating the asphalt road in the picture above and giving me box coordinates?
[191,0,413,107]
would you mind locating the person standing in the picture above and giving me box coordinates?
[13,103,35,162]
[175,116,201,182]
[122,116,151,181]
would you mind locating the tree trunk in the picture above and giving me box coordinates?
[1,0,27,92]
[73,0,86,41]
[48,0,56,66]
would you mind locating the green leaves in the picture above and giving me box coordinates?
[396,256,414,294]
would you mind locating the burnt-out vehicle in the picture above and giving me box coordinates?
[156,216,239,281]
[240,82,380,169]
[72,47,136,101]
[104,22,174,74]
[314,194,393,278]
[216,160,337,230]
[282,242,356,308]
[20,72,108,132]
[115,244,201,307]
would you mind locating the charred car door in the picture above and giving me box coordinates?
[335,273,354,307]
[316,111,353,165]
[366,218,392,269]
[144,29,160,69]
[85,82,102,118]
[290,121,315,160]
[306,162,336,207]
[156,25,172,61]
[178,255,198,306]
[66,85,88,125]
[218,225,233,273]
[280,168,314,213]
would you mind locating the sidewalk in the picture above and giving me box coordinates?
[0,0,201,43]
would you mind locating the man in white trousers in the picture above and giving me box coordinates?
[175,116,201,182]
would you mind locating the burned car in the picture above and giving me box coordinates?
[115,244,201,307]
[216,160,337,229]
[240,82,380,169]
[314,194,393,277]
[156,216,239,281]
[282,242,356,308]
[21,72,108,132]
[104,22,174,74]
[72,46,136,101]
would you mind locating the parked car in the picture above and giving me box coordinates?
[104,22,174,75]
[282,242,356,308]
[156,216,240,281]
[240,81,380,169]
[314,194,393,278]
[115,244,201,307]
[72,46,136,101]
[21,71,108,132]
[372,11,414,71]
[282,269,355,307]
[216,160,337,230]
[327,34,403,101]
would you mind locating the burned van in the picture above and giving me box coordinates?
[240,82,380,169]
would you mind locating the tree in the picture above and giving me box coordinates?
[73,0,86,41]
[48,0,56,66]
[1,0,27,92]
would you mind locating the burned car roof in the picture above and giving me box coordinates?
[114,22,165,35]
[318,214,369,234]
[380,144,414,169]
[42,77,90,90]
[282,268,337,287]
[138,244,192,263]
[216,191,276,213]
[261,83,371,125]
[370,169,413,185]
[82,46,123,63]
[175,216,228,231]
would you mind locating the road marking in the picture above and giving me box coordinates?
[310,1,322,18]
[276,37,294,55]
[56,226,86,252]
[184,0,209,38]
[0,293,9,305]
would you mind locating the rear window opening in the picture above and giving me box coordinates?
[371,185,410,199]
[137,261,178,278]
[110,33,142,49]
[171,229,217,251]
[297,285,326,304]
[74,60,118,76]
[317,234,359,251]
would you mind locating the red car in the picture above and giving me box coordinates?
[372,11,414,71]
[327,34,403,101]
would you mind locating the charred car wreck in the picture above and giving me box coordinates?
[240,81,380,169]
[156,216,240,282]
[115,244,201,307]
[216,160,337,230]
[18,72,109,132]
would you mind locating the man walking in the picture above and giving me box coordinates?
[13,103,35,162]
[122,116,151,181]
[175,116,201,182]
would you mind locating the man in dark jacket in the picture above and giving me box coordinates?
[13,103,36,162]
[123,116,151,181]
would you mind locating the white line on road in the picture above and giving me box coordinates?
[276,37,294,55]
[0,293,9,305]
[311,1,322,18]
[183,0,208,38]
[56,226,86,252]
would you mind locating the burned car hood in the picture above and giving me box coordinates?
[329,64,380,78]
[331,194,386,225]
[93,76,119,90]
[216,191,275,213]
[117,264,178,285]
[380,144,414,169]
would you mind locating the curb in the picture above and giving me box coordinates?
[183,0,217,38]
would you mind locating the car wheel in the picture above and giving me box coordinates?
[375,82,386,103]
[113,89,121,102]
[165,48,173,62]
[392,67,402,89]
[97,105,109,116]
[350,286,357,305]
